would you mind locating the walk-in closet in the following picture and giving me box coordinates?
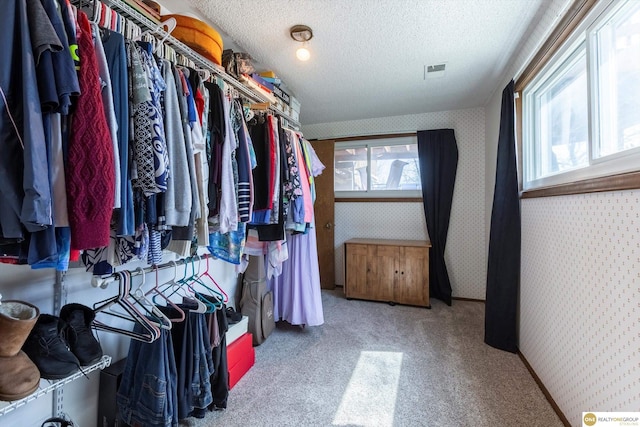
[1,0,323,425]
[3,0,639,426]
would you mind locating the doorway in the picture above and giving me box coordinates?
[311,139,335,290]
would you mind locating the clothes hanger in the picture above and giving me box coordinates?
[188,255,223,312]
[177,256,218,313]
[104,270,162,340]
[130,268,173,330]
[93,271,160,342]
[104,271,165,339]
[136,17,176,46]
[153,17,177,55]
[146,264,186,322]
[91,0,102,25]
[158,260,208,314]
[196,67,211,82]
[198,255,229,303]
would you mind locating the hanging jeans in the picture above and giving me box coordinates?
[209,303,229,410]
[189,312,214,417]
[159,304,214,420]
[117,325,178,427]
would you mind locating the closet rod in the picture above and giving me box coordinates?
[95,0,301,127]
[90,254,211,289]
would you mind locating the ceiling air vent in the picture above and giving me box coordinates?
[424,63,446,79]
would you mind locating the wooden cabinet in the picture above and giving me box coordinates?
[344,239,431,308]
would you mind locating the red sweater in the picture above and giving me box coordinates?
[66,11,115,250]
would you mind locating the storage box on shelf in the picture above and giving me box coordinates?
[162,14,224,65]
[122,0,160,22]
[227,315,249,345]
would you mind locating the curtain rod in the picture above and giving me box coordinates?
[90,254,210,289]
[85,0,300,127]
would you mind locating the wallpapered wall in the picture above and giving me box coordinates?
[520,192,640,425]
[485,0,640,423]
[304,107,487,300]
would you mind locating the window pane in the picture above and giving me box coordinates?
[595,1,640,157]
[335,147,368,191]
[370,145,421,190]
[534,48,588,178]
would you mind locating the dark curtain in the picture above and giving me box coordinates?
[417,129,458,306]
[484,80,521,353]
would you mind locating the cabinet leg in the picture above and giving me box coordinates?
[388,301,396,306]
[425,305,431,309]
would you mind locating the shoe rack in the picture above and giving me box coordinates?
[0,355,112,417]
[0,272,112,419]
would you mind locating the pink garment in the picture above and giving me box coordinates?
[293,133,314,224]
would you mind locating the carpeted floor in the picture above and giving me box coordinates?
[187,289,563,427]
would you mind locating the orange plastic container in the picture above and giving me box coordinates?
[163,14,223,65]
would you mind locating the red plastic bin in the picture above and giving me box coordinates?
[226,332,255,389]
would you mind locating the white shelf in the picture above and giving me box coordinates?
[102,0,301,128]
[0,355,112,417]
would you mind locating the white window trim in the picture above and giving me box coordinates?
[334,136,422,199]
[521,0,640,191]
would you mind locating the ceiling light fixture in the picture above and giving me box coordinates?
[290,25,313,61]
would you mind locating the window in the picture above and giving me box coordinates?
[521,0,640,191]
[334,136,421,198]
[592,0,640,158]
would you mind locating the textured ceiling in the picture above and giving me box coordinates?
[160,0,551,125]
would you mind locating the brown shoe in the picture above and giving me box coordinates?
[0,300,41,401]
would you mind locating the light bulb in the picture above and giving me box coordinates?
[296,44,310,61]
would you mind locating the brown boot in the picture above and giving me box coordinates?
[0,300,41,401]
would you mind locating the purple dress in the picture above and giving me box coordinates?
[266,136,325,326]
[267,225,324,326]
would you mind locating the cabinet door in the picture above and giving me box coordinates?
[369,244,397,302]
[345,243,370,299]
[395,246,430,306]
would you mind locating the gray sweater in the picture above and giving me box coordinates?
[161,59,192,227]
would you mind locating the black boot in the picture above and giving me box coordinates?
[59,304,103,366]
[22,314,80,380]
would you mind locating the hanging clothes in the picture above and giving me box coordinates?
[130,42,169,197]
[0,0,53,242]
[217,93,238,234]
[101,28,134,236]
[67,10,115,250]
[166,67,198,257]
[117,325,179,427]
[161,60,192,228]
[268,227,324,326]
[267,137,325,326]
[92,23,121,210]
